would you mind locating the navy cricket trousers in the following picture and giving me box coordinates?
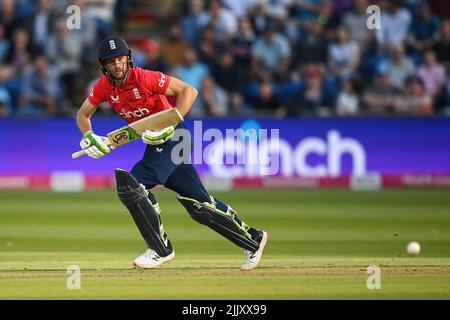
[130,123,211,205]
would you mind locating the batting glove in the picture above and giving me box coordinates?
[142,126,175,145]
[80,130,112,159]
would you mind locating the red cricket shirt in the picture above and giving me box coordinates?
[88,67,172,123]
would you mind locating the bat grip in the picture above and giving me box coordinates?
[71,149,86,159]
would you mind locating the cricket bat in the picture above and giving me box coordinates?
[72,108,183,159]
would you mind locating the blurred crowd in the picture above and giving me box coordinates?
[0,0,126,117]
[1,0,450,118]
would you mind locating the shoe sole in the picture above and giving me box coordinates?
[241,231,269,271]
[133,251,175,269]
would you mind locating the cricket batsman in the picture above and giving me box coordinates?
[76,36,268,270]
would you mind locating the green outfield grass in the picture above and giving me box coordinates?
[0,189,449,299]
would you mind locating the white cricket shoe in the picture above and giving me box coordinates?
[241,231,268,271]
[133,248,175,269]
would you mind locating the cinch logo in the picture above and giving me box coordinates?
[119,107,150,119]
[204,129,367,177]
[158,74,166,88]
[109,40,116,50]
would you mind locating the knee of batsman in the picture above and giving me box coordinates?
[176,195,217,224]
[117,188,147,207]
[115,169,152,208]
[117,187,162,213]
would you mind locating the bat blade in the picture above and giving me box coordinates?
[107,108,183,148]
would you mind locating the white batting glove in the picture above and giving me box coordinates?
[80,131,113,159]
[142,126,175,145]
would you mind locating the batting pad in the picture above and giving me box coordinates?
[177,196,260,252]
[115,169,173,257]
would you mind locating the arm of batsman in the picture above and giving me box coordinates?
[80,130,113,159]
[142,125,175,145]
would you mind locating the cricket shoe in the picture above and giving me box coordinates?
[241,230,269,271]
[133,248,175,269]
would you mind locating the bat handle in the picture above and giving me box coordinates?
[72,149,86,159]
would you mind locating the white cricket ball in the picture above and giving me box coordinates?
[406,241,421,256]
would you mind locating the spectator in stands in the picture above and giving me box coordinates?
[5,28,32,73]
[84,0,116,38]
[22,0,58,54]
[342,0,374,51]
[417,49,446,99]
[362,61,398,114]
[294,19,328,67]
[386,42,416,89]
[315,0,342,38]
[197,0,238,42]
[0,0,21,39]
[198,75,229,116]
[0,24,10,62]
[328,25,361,79]
[252,80,282,115]
[407,2,440,54]
[247,2,270,35]
[0,100,7,117]
[140,39,168,73]
[0,86,12,116]
[441,77,450,115]
[172,46,209,91]
[428,0,450,20]
[160,22,191,68]
[18,53,59,116]
[196,24,227,69]
[181,0,207,47]
[434,19,450,69]
[251,22,291,80]
[212,51,240,93]
[375,0,412,52]
[394,75,433,115]
[231,17,256,88]
[46,18,83,112]
[294,0,330,27]
[222,0,258,19]
[268,6,297,46]
[229,92,252,116]
[336,77,360,116]
[330,0,354,23]
[293,65,334,116]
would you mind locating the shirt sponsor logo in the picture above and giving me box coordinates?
[111,95,119,103]
[119,107,150,119]
[158,74,167,88]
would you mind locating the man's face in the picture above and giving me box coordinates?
[376,74,390,86]
[183,49,197,66]
[264,30,275,42]
[0,103,6,117]
[392,44,404,60]
[105,55,128,80]
[36,56,48,73]
[355,0,368,13]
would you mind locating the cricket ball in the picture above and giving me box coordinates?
[406,241,421,256]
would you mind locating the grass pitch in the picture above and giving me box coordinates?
[0,189,449,299]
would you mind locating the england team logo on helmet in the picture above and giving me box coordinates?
[109,40,117,50]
